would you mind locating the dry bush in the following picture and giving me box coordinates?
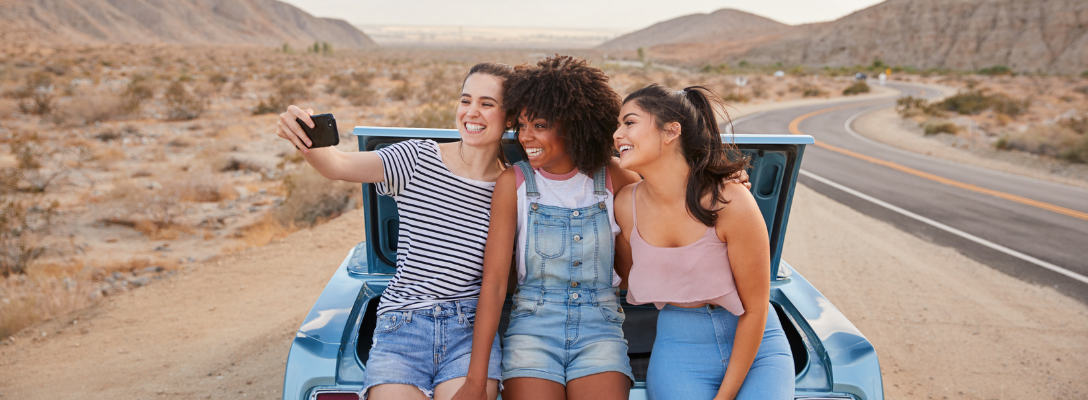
[1,134,71,194]
[235,214,293,247]
[997,124,1087,162]
[274,165,359,229]
[843,81,870,95]
[935,89,1030,117]
[393,102,456,129]
[0,199,61,277]
[389,80,412,101]
[13,71,55,116]
[163,81,206,121]
[253,80,309,115]
[121,75,155,114]
[65,92,124,125]
[0,270,97,338]
[923,120,959,135]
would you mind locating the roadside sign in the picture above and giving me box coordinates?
[735,76,748,87]
[878,73,887,86]
[774,70,784,78]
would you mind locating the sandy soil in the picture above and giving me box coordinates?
[1,182,1085,399]
[853,108,1088,190]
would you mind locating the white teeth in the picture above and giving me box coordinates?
[525,148,543,157]
[465,123,485,132]
[618,145,633,155]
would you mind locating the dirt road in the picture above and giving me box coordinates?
[1,183,1084,399]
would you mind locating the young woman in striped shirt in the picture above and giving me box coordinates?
[275,62,513,400]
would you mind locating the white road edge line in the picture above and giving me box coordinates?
[800,169,1088,286]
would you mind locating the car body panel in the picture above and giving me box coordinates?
[282,127,882,400]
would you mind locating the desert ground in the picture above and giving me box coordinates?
[2,44,1087,399]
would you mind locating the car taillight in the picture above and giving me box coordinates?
[314,392,359,400]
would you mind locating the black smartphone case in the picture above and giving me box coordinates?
[298,113,339,148]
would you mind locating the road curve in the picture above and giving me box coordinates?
[731,82,1088,303]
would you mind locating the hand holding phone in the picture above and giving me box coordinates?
[296,113,339,148]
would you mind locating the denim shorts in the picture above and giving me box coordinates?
[647,304,794,400]
[501,288,634,385]
[362,300,502,399]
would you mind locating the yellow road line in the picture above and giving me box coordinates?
[790,106,1088,222]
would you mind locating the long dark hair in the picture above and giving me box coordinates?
[623,84,747,226]
[504,55,621,174]
[461,62,515,166]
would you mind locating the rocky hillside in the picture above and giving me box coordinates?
[741,0,1087,74]
[598,9,791,52]
[0,0,377,49]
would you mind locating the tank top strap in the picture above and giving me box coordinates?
[631,181,641,229]
[515,160,539,199]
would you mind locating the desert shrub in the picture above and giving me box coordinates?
[163,81,205,120]
[1081,71,1088,78]
[1058,116,1088,135]
[340,84,378,106]
[389,80,412,101]
[253,80,309,115]
[67,93,124,125]
[802,86,826,97]
[999,124,1086,162]
[721,91,750,103]
[843,81,870,95]
[121,75,155,113]
[923,120,959,135]
[393,102,456,129]
[274,165,358,228]
[1,134,70,194]
[0,199,60,277]
[977,65,1013,76]
[936,90,1029,117]
[14,72,56,116]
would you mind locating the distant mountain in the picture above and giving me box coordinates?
[0,0,377,49]
[740,0,1087,74]
[606,0,1088,74]
[598,9,791,52]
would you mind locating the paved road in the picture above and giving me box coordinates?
[731,82,1088,303]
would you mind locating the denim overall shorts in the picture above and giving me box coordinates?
[501,161,634,385]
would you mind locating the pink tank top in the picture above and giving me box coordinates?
[625,182,746,316]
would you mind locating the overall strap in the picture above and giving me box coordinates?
[631,181,641,229]
[515,161,539,198]
[592,167,608,198]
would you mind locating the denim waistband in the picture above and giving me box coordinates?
[400,299,477,319]
[513,286,620,305]
[661,303,732,314]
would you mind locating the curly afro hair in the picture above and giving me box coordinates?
[504,55,621,174]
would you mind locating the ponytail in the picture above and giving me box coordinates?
[623,84,747,226]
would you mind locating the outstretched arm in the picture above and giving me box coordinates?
[452,168,519,400]
[714,182,771,400]
[276,105,385,183]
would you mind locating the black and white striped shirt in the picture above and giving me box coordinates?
[374,140,496,315]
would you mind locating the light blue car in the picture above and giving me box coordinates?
[282,127,883,400]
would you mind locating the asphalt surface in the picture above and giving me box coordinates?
[731,82,1088,303]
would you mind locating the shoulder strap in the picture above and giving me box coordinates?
[631,181,641,228]
[515,160,539,198]
[591,167,607,197]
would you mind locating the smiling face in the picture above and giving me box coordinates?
[456,73,509,148]
[614,100,675,173]
[517,110,574,173]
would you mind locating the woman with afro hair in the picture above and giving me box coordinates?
[452,55,643,400]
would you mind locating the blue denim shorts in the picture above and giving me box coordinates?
[362,300,502,399]
[647,304,794,400]
[501,288,634,385]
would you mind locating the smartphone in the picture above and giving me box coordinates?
[297,113,339,148]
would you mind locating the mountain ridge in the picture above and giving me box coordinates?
[0,0,377,49]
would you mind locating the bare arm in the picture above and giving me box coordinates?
[276,105,385,183]
[608,160,641,287]
[451,168,519,400]
[714,182,771,400]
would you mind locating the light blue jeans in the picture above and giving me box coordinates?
[647,305,794,400]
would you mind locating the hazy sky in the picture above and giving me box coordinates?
[278,0,886,31]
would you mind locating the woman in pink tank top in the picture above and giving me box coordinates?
[612,84,794,400]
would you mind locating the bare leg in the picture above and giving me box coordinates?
[367,384,430,400]
[502,377,567,400]
[567,372,630,400]
[433,377,500,400]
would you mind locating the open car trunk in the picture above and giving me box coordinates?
[352,127,813,384]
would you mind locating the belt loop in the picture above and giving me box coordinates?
[405,310,413,323]
[457,301,464,324]
[539,288,545,305]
